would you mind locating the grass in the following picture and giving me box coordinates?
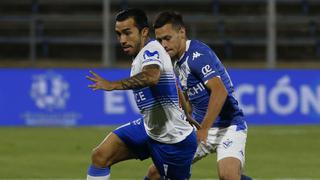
[0,126,319,179]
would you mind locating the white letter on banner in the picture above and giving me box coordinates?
[269,76,298,115]
[104,91,125,114]
[127,90,140,113]
[257,85,267,114]
[301,85,320,114]
[235,84,255,115]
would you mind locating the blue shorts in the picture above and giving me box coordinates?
[113,118,197,180]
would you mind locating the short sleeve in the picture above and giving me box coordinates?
[141,43,164,70]
[189,50,220,84]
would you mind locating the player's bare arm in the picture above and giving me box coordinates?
[198,77,227,143]
[120,64,160,89]
[177,86,201,130]
[87,64,160,91]
[177,87,193,115]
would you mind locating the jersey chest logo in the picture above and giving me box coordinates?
[186,82,206,98]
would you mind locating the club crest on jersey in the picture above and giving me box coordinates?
[192,51,202,60]
[223,139,233,149]
[143,50,160,60]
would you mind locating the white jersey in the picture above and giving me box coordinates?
[130,40,193,144]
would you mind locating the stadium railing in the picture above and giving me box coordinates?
[0,0,319,67]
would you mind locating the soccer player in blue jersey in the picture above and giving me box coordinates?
[145,11,252,180]
[86,9,197,180]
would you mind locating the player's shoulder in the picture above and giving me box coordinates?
[189,40,213,53]
[142,39,165,53]
[140,39,167,58]
[186,40,215,63]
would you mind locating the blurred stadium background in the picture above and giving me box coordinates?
[0,0,320,179]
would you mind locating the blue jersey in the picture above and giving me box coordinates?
[174,40,246,129]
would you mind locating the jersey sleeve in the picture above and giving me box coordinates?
[141,42,164,70]
[188,49,220,84]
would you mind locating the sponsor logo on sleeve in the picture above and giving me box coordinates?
[143,50,160,60]
[201,64,215,77]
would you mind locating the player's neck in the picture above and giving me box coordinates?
[133,37,150,57]
[141,37,150,49]
[177,39,187,60]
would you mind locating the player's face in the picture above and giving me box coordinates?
[155,23,185,59]
[115,17,142,56]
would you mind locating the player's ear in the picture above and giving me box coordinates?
[179,27,186,38]
[141,27,149,38]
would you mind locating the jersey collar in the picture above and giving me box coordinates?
[177,40,191,65]
[144,38,155,46]
[132,38,154,60]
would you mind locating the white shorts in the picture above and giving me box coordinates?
[193,125,247,167]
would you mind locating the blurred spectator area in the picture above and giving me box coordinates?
[0,0,320,68]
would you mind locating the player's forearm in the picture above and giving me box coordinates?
[182,93,193,116]
[201,87,227,129]
[177,86,201,129]
[112,64,161,90]
[111,71,159,90]
[184,102,192,116]
[178,88,192,115]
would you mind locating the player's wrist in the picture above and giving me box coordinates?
[112,81,123,90]
[201,118,213,130]
[200,124,210,131]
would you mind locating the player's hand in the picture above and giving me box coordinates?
[86,70,114,91]
[186,115,201,130]
[196,128,209,144]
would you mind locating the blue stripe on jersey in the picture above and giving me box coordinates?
[136,96,179,108]
[160,73,175,78]
[142,99,179,111]
[142,59,162,65]
[133,74,179,110]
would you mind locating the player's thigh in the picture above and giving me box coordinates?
[153,155,194,180]
[216,126,247,179]
[113,119,150,159]
[218,157,242,180]
[152,131,197,180]
[94,119,149,166]
[216,125,247,168]
[152,158,193,180]
[93,132,135,166]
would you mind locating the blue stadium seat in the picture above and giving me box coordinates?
[212,0,220,15]
[32,0,39,14]
[121,0,128,10]
[301,0,310,15]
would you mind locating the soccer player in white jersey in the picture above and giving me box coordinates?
[145,11,253,180]
[85,9,197,180]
